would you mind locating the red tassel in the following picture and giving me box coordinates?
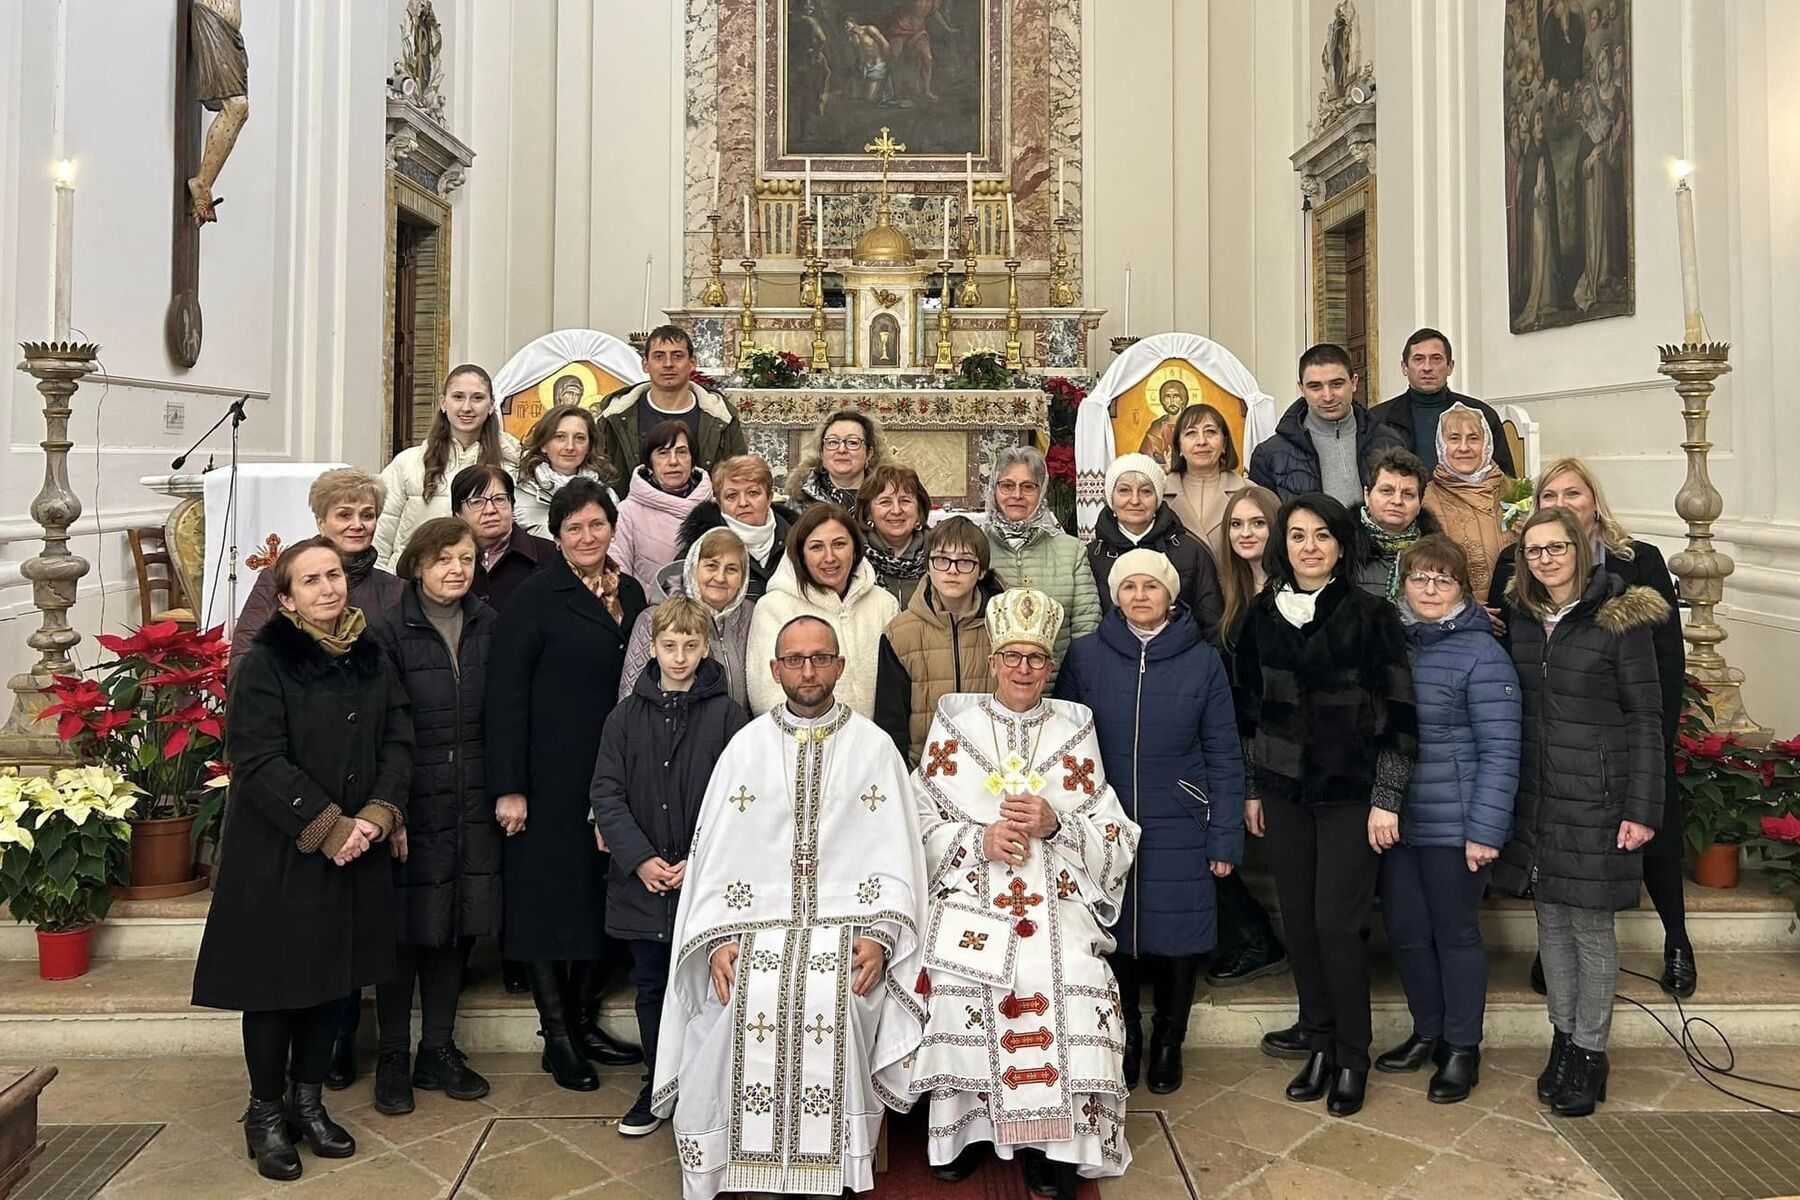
[1015,918,1037,938]
[998,991,1022,1019]
[915,969,932,997]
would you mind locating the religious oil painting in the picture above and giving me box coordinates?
[1108,360,1248,477]
[501,360,628,441]
[1504,0,1634,333]
[776,0,992,161]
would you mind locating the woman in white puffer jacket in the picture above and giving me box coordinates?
[745,503,898,717]
[375,363,520,570]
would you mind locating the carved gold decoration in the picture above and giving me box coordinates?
[1049,216,1077,308]
[934,260,956,372]
[809,255,830,371]
[698,213,728,307]
[737,258,758,370]
[873,289,903,310]
[958,213,982,307]
[1003,259,1023,369]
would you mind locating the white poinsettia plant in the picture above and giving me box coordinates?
[0,766,135,932]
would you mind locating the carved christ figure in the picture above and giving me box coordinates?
[188,0,249,226]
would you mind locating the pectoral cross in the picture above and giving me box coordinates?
[985,752,1044,799]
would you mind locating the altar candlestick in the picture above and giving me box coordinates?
[1124,264,1132,337]
[965,153,974,213]
[803,157,812,209]
[1057,156,1065,218]
[743,193,753,257]
[711,150,721,212]
[52,159,75,342]
[1005,193,1016,259]
[641,254,652,330]
[815,196,824,257]
[941,196,951,261]
[1674,167,1704,342]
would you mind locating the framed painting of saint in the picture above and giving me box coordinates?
[1110,361,1248,476]
[1504,0,1634,333]
[762,0,1006,175]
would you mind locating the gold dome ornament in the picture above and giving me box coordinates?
[852,126,915,266]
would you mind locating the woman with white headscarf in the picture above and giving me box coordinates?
[983,445,1101,679]
[1422,403,1515,602]
[1086,453,1224,644]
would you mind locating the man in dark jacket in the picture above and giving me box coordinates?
[1249,343,1405,504]
[1367,328,1516,476]
[590,600,748,1139]
[596,326,748,493]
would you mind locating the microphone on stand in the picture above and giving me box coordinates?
[171,394,252,470]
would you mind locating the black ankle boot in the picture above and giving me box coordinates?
[372,1049,414,1116]
[1260,1021,1311,1060]
[1122,1019,1144,1090]
[528,962,598,1091]
[1285,1049,1333,1102]
[1550,1046,1609,1117]
[414,1042,490,1101]
[569,960,645,1066]
[1110,953,1143,1089]
[1428,1043,1480,1104]
[1326,1066,1367,1117]
[243,1097,301,1181]
[324,1032,356,1090]
[1375,1031,1442,1074]
[1536,1029,1573,1103]
[1146,955,1199,1094]
[1660,947,1697,998]
[286,1083,355,1158]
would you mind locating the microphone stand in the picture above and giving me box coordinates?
[173,395,250,636]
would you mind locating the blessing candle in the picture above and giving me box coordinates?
[941,196,951,260]
[965,152,974,213]
[1124,265,1132,336]
[1057,156,1065,218]
[743,193,753,256]
[816,196,824,257]
[1674,165,1704,342]
[711,150,720,212]
[52,159,74,342]
[1005,192,1016,259]
[641,255,652,330]
[803,157,812,210]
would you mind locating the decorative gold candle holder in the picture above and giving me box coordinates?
[1003,259,1023,370]
[798,213,818,307]
[736,258,758,371]
[1049,216,1077,308]
[934,259,956,372]
[809,256,830,372]
[958,213,982,307]
[1656,339,1767,741]
[698,213,728,308]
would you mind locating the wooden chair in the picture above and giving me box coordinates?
[126,526,195,628]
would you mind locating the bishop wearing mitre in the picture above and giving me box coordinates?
[908,588,1141,1198]
[653,614,927,1199]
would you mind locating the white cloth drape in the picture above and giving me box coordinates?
[201,462,345,631]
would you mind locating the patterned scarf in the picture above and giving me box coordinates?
[863,531,927,582]
[984,485,1063,551]
[282,606,366,657]
[801,466,858,511]
[572,556,626,624]
[1359,507,1424,601]
[532,462,601,495]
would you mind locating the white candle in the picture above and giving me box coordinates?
[52,159,74,342]
[641,254,652,330]
[1006,193,1016,259]
[941,196,951,261]
[1124,264,1132,336]
[815,196,823,257]
[711,150,721,213]
[1058,156,1065,219]
[743,193,753,257]
[1674,172,1703,342]
[803,158,812,210]
[965,153,974,213]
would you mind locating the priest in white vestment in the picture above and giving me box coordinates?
[653,614,927,1199]
[908,588,1142,1198]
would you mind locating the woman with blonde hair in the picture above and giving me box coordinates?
[513,404,617,535]
[785,410,886,512]
[1421,404,1514,602]
[1487,457,1692,999]
[375,364,522,570]
[1216,485,1282,651]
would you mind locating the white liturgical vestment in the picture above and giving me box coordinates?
[652,702,926,1199]
[908,693,1141,1180]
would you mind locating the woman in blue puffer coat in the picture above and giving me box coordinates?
[1371,534,1519,1104]
[1055,548,1244,1096]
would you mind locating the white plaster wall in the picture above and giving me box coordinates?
[0,0,390,686]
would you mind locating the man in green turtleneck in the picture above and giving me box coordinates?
[1368,327,1517,477]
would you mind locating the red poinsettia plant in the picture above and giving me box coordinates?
[1676,679,1800,852]
[38,621,229,822]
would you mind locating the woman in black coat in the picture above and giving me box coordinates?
[1486,456,1692,997]
[1087,453,1224,643]
[1496,506,1666,1119]
[486,478,647,1091]
[192,539,412,1182]
[367,517,502,1117]
[1231,493,1417,1120]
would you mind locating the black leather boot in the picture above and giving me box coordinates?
[1530,953,1546,996]
[1536,1029,1573,1103]
[242,1097,301,1181]
[1260,1022,1311,1060]
[1147,955,1201,1094]
[286,1083,355,1158]
[1110,954,1143,1090]
[1284,1049,1334,1102]
[372,1049,414,1116]
[529,962,599,1091]
[1428,1043,1480,1104]
[324,1033,357,1091]
[1660,947,1698,998]
[1550,1046,1609,1118]
[1326,1067,1367,1117]
[569,959,645,1067]
[1374,1031,1442,1074]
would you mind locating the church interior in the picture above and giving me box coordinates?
[2,1,1800,1197]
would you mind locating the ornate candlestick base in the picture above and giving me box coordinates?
[0,341,99,771]
[1656,339,1767,742]
[934,259,956,372]
[798,215,818,306]
[1003,259,1023,370]
[698,213,728,308]
[808,256,830,372]
[958,214,982,307]
[1049,216,1077,308]
[736,258,758,371]
[1110,335,1141,356]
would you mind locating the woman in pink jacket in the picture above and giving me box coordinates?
[610,420,715,594]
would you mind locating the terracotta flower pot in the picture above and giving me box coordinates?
[1692,841,1741,889]
[37,925,94,981]
[120,813,207,898]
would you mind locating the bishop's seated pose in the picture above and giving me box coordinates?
[652,614,926,1199]
[907,588,1142,1199]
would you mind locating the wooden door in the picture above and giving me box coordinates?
[392,219,421,458]
[1341,214,1369,406]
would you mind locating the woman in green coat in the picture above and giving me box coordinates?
[982,445,1101,679]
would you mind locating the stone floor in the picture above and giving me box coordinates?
[20,1043,1800,1199]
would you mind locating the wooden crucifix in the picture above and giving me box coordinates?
[167,0,249,368]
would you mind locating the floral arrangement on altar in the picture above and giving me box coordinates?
[738,349,807,390]
[0,766,136,932]
[39,620,229,826]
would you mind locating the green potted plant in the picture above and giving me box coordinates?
[0,766,136,979]
[39,620,227,896]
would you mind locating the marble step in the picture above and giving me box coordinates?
[0,949,1796,1059]
[4,872,1792,961]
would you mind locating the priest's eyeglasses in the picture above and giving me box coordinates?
[929,554,981,574]
[1522,540,1575,560]
[776,652,842,671]
[996,650,1052,671]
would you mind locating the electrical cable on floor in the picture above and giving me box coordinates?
[1615,965,1800,1118]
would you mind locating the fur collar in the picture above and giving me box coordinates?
[1596,583,1672,634]
[253,610,384,681]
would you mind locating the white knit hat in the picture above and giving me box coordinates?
[1103,453,1166,504]
[1108,548,1181,606]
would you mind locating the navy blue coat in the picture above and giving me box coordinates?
[1400,602,1520,850]
[1055,607,1245,957]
